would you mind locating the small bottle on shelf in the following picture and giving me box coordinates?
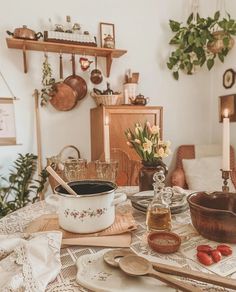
[65,16,72,33]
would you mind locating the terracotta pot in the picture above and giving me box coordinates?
[207,31,234,54]
[187,191,236,243]
[45,180,126,233]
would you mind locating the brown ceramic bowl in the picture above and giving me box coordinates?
[147,231,181,254]
[187,192,236,243]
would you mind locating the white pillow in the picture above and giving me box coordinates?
[182,156,235,192]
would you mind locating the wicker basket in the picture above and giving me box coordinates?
[91,92,123,106]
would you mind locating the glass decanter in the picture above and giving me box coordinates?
[146,169,172,231]
[146,190,172,231]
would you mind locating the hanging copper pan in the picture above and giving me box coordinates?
[64,54,87,101]
[49,82,78,111]
[49,54,78,111]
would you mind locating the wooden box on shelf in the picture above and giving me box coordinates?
[90,105,163,161]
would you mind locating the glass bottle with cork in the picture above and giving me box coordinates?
[146,167,172,231]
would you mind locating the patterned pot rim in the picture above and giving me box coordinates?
[54,179,117,198]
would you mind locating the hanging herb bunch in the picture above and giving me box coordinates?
[40,54,55,106]
[167,11,236,80]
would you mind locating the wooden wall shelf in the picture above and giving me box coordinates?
[6,38,127,77]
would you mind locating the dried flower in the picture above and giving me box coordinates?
[125,121,171,163]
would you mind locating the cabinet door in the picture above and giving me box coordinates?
[107,106,163,160]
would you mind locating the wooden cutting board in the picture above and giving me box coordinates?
[25,213,134,247]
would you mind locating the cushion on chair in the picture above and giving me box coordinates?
[182,156,235,192]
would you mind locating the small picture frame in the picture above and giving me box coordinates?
[100,22,115,48]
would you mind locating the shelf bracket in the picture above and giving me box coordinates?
[22,45,27,73]
[106,53,113,78]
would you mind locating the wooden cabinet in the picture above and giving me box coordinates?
[90,105,163,161]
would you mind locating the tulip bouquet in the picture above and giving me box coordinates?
[125,121,171,164]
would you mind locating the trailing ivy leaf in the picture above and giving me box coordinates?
[187,13,194,25]
[169,20,181,32]
[167,62,173,70]
[214,11,220,21]
[223,37,230,47]
[173,71,179,80]
[218,53,224,62]
[207,59,214,70]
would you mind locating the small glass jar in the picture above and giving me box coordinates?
[146,190,172,231]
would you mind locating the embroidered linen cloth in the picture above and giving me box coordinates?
[0,231,62,292]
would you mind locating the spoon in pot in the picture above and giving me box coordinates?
[118,255,202,292]
[46,165,79,197]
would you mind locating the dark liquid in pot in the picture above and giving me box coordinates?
[56,182,114,196]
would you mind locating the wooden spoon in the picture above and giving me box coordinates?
[118,255,202,292]
[46,166,79,197]
[104,249,236,290]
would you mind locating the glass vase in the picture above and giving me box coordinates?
[139,160,168,192]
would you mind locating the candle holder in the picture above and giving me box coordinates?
[220,169,232,192]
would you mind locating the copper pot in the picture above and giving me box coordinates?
[7,25,43,40]
[187,191,236,243]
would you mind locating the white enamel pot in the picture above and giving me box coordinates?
[45,180,126,233]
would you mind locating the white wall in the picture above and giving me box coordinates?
[0,0,219,181]
[210,1,236,151]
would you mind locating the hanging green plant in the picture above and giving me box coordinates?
[167,11,236,80]
[40,54,55,106]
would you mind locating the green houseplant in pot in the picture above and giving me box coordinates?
[167,11,236,80]
[0,153,48,218]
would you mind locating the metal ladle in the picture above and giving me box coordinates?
[90,55,103,84]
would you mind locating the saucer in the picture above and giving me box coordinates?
[76,249,174,291]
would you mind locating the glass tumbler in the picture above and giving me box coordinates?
[95,160,118,182]
[64,158,87,181]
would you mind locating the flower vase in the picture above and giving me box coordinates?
[139,160,168,192]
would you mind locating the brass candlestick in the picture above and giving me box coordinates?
[220,169,231,192]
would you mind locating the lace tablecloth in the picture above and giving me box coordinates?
[0,186,235,292]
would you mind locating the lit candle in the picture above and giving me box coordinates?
[222,109,230,171]
[104,115,110,162]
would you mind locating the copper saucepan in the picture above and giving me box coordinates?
[64,54,87,101]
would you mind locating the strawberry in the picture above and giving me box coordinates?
[196,245,213,254]
[197,251,213,266]
[211,249,222,263]
[217,244,233,256]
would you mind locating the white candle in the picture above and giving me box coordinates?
[104,115,110,162]
[124,89,129,104]
[222,109,230,171]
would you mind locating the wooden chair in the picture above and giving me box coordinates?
[170,144,236,189]
[99,148,140,186]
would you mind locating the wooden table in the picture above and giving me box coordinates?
[0,186,235,292]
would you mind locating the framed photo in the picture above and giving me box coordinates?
[223,69,235,89]
[219,94,236,122]
[100,22,115,48]
[0,98,16,145]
